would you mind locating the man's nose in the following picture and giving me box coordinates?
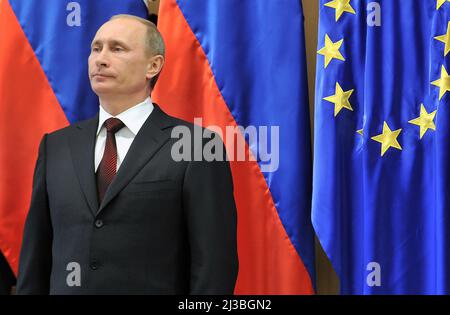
[95,49,110,67]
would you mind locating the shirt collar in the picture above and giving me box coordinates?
[97,96,154,136]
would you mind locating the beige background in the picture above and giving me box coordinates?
[147,0,339,294]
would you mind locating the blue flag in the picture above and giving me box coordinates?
[312,0,450,294]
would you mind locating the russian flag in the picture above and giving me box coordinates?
[0,0,148,279]
[153,0,315,294]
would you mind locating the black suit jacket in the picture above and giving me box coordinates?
[16,105,238,294]
[0,251,15,295]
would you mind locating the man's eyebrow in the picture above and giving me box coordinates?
[108,39,130,48]
[91,40,100,48]
[91,39,130,48]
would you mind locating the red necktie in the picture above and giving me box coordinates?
[96,118,125,204]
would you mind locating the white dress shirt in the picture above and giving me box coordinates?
[95,97,154,172]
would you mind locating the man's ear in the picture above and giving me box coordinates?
[146,55,165,80]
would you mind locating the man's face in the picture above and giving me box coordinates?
[88,18,151,97]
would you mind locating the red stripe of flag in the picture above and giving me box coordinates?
[0,0,68,274]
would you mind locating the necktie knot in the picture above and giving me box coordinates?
[104,118,125,134]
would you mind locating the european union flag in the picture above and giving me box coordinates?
[312,0,450,294]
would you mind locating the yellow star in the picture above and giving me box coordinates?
[408,104,437,139]
[324,0,356,21]
[317,34,345,68]
[434,21,450,56]
[431,65,450,100]
[371,122,402,157]
[356,129,364,136]
[323,82,354,116]
[437,0,450,10]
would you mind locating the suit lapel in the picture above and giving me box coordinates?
[97,105,172,215]
[68,115,99,217]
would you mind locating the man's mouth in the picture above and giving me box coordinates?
[92,73,114,80]
[93,72,114,76]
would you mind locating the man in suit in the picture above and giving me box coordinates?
[16,15,238,294]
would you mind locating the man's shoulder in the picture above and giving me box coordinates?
[157,106,226,158]
[48,115,98,136]
[44,115,98,145]
[156,106,216,137]
[155,106,194,131]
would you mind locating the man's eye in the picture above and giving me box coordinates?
[92,47,100,52]
[113,47,123,52]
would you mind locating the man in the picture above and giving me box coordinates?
[16,15,238,295]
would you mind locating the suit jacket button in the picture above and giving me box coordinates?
[90,261,98,270]
[95,219,104,228]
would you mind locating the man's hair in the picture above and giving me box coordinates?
[109,14,165,89]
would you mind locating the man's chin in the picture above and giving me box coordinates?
[91,84,117,96]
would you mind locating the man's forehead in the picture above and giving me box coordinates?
[93,18,145,42]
